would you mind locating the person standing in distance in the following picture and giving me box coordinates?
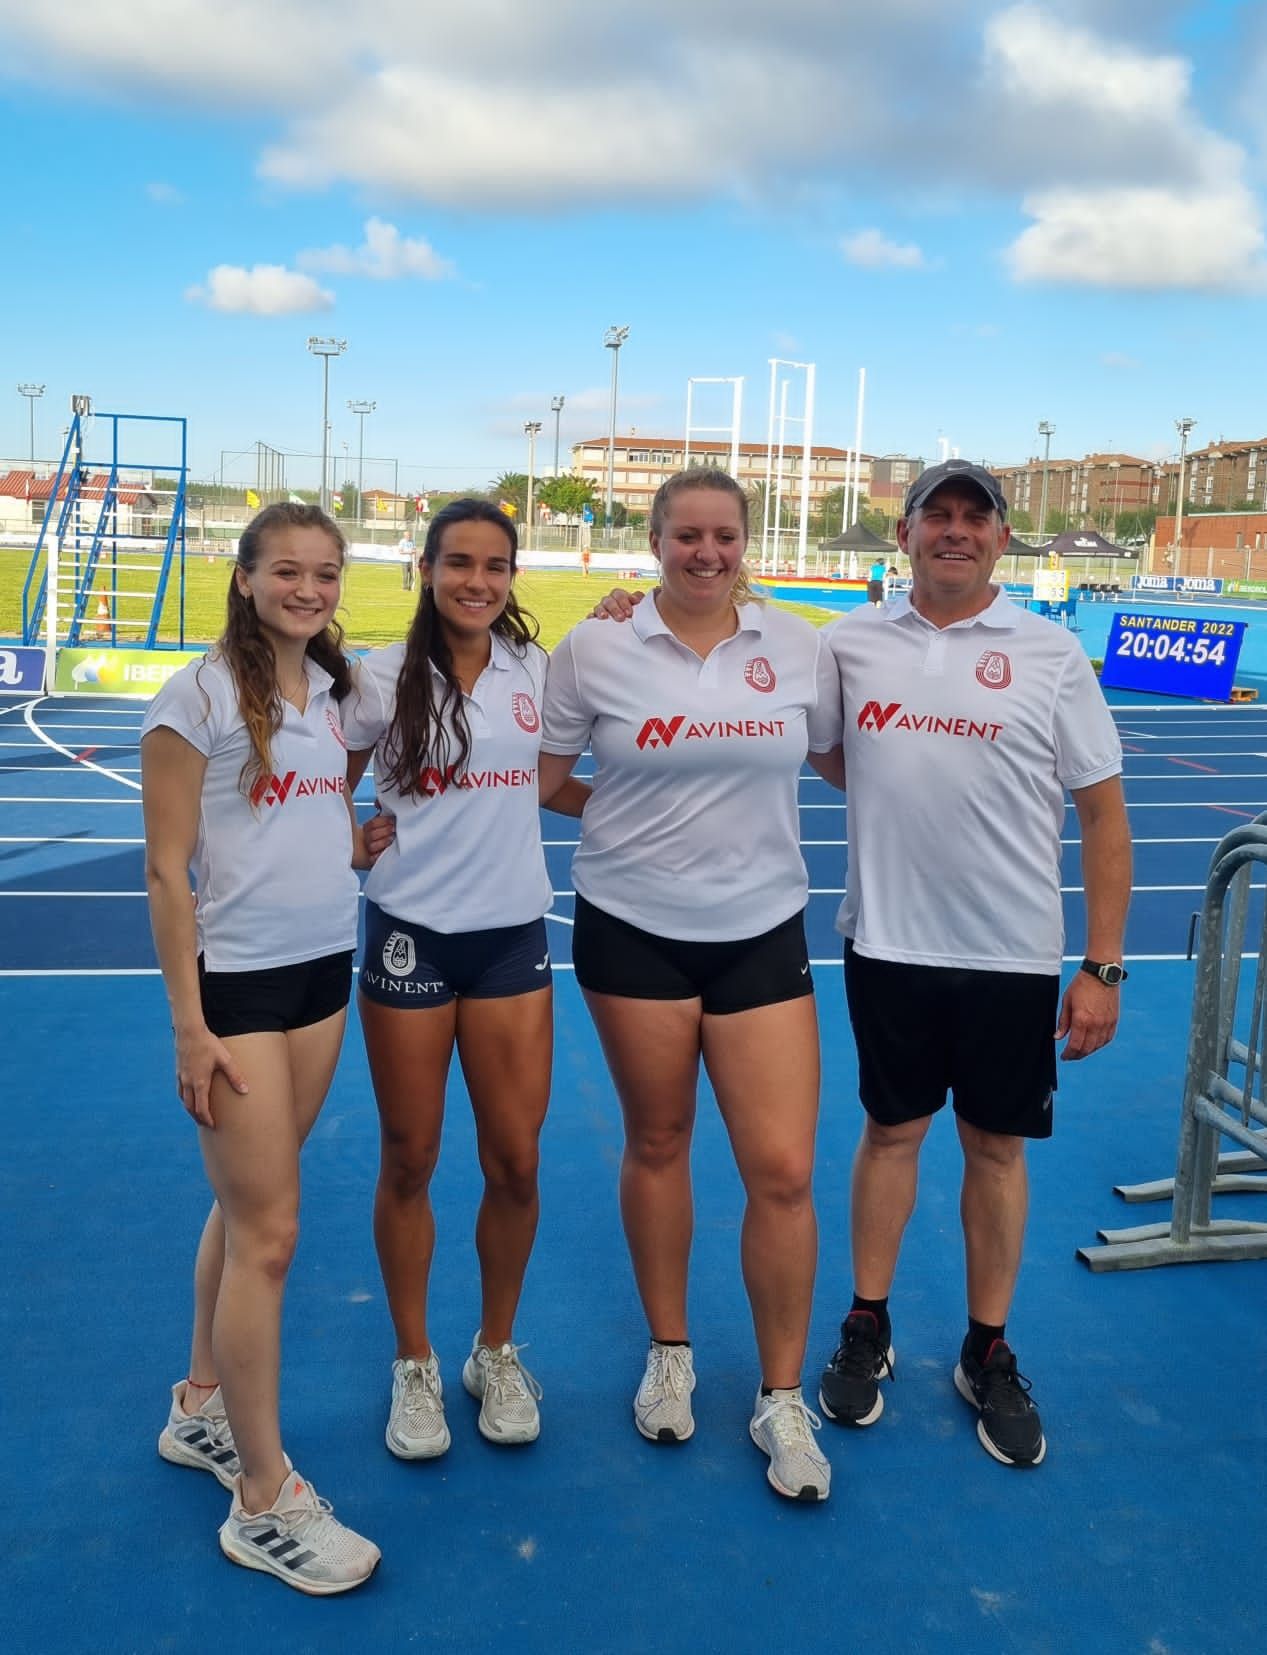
[398,529,418,592]
[539,469,844,1502]
[815,459,1131,1469]
[143,502,380,1593]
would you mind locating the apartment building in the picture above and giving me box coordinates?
[570,435,866,518]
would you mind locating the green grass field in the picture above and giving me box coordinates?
[0,547,825,652]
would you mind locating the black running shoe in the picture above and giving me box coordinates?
[818,1310,895,1427]
[953,1338,1046,1467]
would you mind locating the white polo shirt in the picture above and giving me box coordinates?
[541,596,843,941]
[343,636,552,932]
[821,588,1122,973]
[141,652,359,971]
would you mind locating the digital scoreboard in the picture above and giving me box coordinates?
[1100,612,1247,701]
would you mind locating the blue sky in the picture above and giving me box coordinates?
[2,1,1265,495]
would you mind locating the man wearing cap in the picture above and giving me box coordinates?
[815,459,1130,1469]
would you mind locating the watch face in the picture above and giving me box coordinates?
[1101,964,1124,985]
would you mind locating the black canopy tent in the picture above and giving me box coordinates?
[1041,528,1138,560]
[819,521,896,553]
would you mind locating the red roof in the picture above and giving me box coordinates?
[0,469,155,506]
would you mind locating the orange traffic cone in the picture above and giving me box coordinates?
[89,593,111,640]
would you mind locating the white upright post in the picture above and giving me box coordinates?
[850,368,866,537]
[762,359,778,574]
[773,380,789,576]
[730,378,743,480]
[43,533,60,693]
[684,379,694,470]
[797,364,815,578]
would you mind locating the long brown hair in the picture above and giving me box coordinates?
[380,499,538,799]
[649,468,758,604]
[212,501,351,798]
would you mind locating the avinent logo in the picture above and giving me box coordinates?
[857,701,901,732]
[249,771,345,807]
[634,716,787,750]
[856,701,1003,743]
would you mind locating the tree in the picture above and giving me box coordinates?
[339,481,360,522]
[489,471,528,521]
[1009,506,1034,533]
[537,474,597,517]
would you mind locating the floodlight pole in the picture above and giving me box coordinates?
[307,337,347,512]
[18,383,45,468]
[1037,421,1054,540]
[550,395,565,477]
[348,399,375,527]
[1173,417,1196,570]
[604,326,629,530]
[524,421,542,550]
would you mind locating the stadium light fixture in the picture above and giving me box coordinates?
[550,395,566,477]
[1173,417,1196,569]
[348,400,375,527]
[307,337,347,512]
[524,421,543,551]
[1037,421,1054,539]
[603,327,630,529]
[17,383,45,469]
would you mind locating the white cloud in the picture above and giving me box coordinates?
[298,218,455,280]
[1006,185,1267,292]
[145,181,182,205]
[1101,351,1140,369]
[3,2,1266,295]
[841,229,927,270]
[186,264,335,315]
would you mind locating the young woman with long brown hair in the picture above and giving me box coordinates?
[143,502,379,1594]
[344,498,585,1461]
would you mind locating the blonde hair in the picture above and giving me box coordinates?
[648,468,760,607]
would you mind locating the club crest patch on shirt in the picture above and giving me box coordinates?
[975,650,1012,690]
[325,707,348,749]
[744,657,776,693]
[512,692,541,733]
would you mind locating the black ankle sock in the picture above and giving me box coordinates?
[851,1293,891,1338]
[966,1318,1005,1364]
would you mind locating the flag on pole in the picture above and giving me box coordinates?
[332,492,344,513]
[499,500,517,518]
[376,497,391,514]
[245,488,261,508]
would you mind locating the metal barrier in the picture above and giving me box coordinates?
[1079,819,1267,1270]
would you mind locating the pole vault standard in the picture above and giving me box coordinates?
[684,377,743,477]
[762,359,815,577]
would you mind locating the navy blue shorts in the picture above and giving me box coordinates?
[198,950,355,1038]
[843,941,1058,1139]
[358,900,552,1008]
[573,895,812,1016]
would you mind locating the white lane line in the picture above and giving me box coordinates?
[0,836,145,844]
[23,701,141,793]
[0,796,142,804]
[0,698,42,721]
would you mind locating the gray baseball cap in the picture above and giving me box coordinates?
[903,460,1007,519]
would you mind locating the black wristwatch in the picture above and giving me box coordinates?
[1081,958,1127,986]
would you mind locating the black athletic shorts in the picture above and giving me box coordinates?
[843,941,1058,1139]
[358,900,551,1008]
[573,894,813,1016]
[866,580,884,604]
[198,949,355,1038]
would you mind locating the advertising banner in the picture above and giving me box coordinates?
[55,648,204,697]
[0,646,46,693]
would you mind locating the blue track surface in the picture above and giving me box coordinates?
[3,683,1266,1653]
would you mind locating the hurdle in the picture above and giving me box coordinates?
[1079,818,1267,1269]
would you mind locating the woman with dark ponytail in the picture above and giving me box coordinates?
[142,502,380,1594]
[343,498,586,1460]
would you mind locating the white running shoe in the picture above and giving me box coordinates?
[219,1470,380,1595]
[749,1387,831,1502]
[386,1354,450,1460]
[461,1337,542,1444]
[157,1381,240,1490]
[634,1342,696,1444]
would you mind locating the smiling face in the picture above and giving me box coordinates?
[898,480,1010,623]
[424,516,515,644]
[650,485,747,617]
[234,522,344,648]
